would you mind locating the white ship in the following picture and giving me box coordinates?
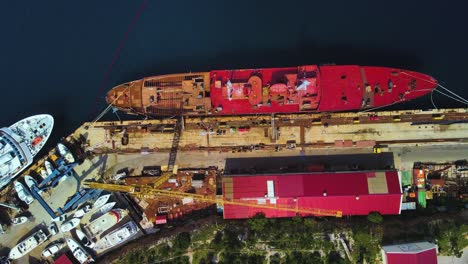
[94,221,138,251]
[0,115,53,189]
[66,238,94,264]
[85,209,127,238]
[8,229,48,259]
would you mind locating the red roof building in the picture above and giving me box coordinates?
[53,254,73,264]
[381,242,438,264]
[222,170,402,219]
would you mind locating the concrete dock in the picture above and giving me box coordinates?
[0,107,467,263]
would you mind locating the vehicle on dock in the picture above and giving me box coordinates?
[93,221,138,251]
[48,222,58,236]
[8,229,48,259]
[60,218,80,233]
[0,115,54,189]
[76,229,95,248]
[11,216,28,226]
[41,239,66,258]
[84,209,127,237]
[67,238,94,264]
[13,181,34,205]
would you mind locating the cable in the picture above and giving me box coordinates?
[436,83,468,104]
[434,90,468,105]
[89,0,149,119]
[430,90,438,110]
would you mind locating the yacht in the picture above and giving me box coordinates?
[66,238,94,264]
[8,229,48,259]
[94,221,138,251]
[0,115,53,189]
[84,209,127,237]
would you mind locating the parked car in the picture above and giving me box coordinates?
[51,215,66,222]
[48,222,58,236]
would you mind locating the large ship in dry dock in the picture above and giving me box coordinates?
[107,65,437,116]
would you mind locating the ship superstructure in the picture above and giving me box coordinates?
[0,115,54,189]
[107,65,437,116]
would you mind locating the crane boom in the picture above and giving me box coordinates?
[83,181,342,217]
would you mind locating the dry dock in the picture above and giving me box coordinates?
[0,108,467,263]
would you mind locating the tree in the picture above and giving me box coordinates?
[367,212,383,224]
[247,213,269,233]
[173,232,191,252]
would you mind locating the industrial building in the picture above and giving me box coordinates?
[222,167,402,219]
[381,242,438,264]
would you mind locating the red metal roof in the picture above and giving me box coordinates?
[53,254,73,264]
[386,250,437,264]
[223,171,402,219]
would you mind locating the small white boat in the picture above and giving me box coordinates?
[57,143,75,163]
[73,205,92,218]
[40,169,48,179]
[41,240,66,258]
[9,229,48,259]
[66,238,94,264]
[60,218,80,233]
[76,229,95,248]
[11,216,28,226]
[44,160,54,176]
[92,194,111,210]
[94,221,138,251]
[13,181,34,205]
[24,175,44,195]
[100,202,116,214]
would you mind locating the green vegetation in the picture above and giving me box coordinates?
[367,212,383,224]
[432,220,468,258]
[115,212,467,264]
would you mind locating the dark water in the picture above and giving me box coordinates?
[1,0,467,146]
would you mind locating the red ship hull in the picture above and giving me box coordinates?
[106,65,437,116]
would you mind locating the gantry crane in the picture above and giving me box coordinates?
[82,181,343,217]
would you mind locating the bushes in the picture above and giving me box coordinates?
[173,232,191,252]
[367,212,383,224]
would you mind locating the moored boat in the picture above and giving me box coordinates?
[13,181,34,205]
[93,221,138,251]
[84,209,127,238]
[66,238,94,264]
[106,66,437,117]
[60,218,80,233]
[57,143,75,163]
[99,202,116,214]
[8,229,48,259]
[0,115,54,189]
[92,194,111,210]
[76,229,95,248]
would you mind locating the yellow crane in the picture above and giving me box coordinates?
[82,181,343,217]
